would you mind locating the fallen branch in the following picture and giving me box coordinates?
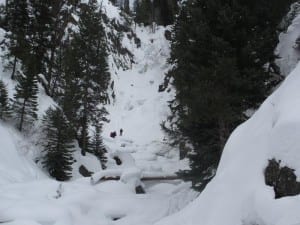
[95,175,180,183]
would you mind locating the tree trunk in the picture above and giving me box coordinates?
[47,47,55,93]
[81,118,87,156]
[218,118,229,150]
[19,99,26,132]
[93,175,180,184]
[11,56,17,80]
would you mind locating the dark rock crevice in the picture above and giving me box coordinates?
[265,159,300,199]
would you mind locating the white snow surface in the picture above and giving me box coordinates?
[0,123,45,184]
[276,13,300,76]
[103,25,188,175]
[156,60,300,225]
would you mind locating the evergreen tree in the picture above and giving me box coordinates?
[124,0,130,14]
[5,0,30,79]
[134,0,152,25]
[91,124,107,169]
[12,64,38,132]
[0,80,11,120]
[28,0,76,95]
[62,0,110,156]
[153,0,178,26]
[166,0,294,191]
[41,107,74,181]
[27,0,53,75]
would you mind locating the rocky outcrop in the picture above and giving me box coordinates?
[79,165,93,177]
[265,159,300,198]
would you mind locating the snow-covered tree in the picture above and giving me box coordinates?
[62,0,110,156]
[0,80,11,120]
[12,66,38,132]
[5,0,30,79]
[91,123,107,169]
[167,0,295,191]
[41,107,74,181]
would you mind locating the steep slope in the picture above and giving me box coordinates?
[103,25,187,174]
[156,15,300,225]
[0,123,45,184]
[276,4,300,76]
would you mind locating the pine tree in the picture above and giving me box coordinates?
[91,124,107,169]
[166,0,293,191]
[124,0,130,14]
[134,0,152,25]
[12,65,38,132]
[153,0,178,26]
[27,0,53,75]
[5,0,30,79]
[45,1,76,96]
[62,0,110,156]
[41,107,74,181]
[28,0,74,91]
[0,80,11,120]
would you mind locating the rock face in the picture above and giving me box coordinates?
[79,165,93,177]
[265,159,300,198]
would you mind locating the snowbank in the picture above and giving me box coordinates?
[0,123,45,184]
[156,64,300,225]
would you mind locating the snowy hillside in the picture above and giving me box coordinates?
[0,1,198,224]
[155,20,300,225]
[0,123,45,184]
[276,3,300,76]
[103,25,187,174]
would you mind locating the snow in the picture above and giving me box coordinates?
[2,0,300,223]
[72,151,103,179]
[156,54,300,225]
[0,176,196,225]
[103,25,188,175]
[0,2,196,225]
[276,13,300,76]
[99,0,123,21]
[0,123,45,184]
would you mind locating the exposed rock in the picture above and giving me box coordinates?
[79,165,93,177]
[113,156,122,165]
[135,185,146,194]
[265,159,300,198]
[164,30,172,41]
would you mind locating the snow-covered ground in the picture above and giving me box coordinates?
[276,10,300,76]
[103,25,188,174]
[0,177,196,225]
[0,2,196,224]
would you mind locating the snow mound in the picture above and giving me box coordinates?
[156,64,300,225]
[0,123,45,184]
[0,176,196,225]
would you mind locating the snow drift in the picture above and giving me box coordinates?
[0,123,45,184]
